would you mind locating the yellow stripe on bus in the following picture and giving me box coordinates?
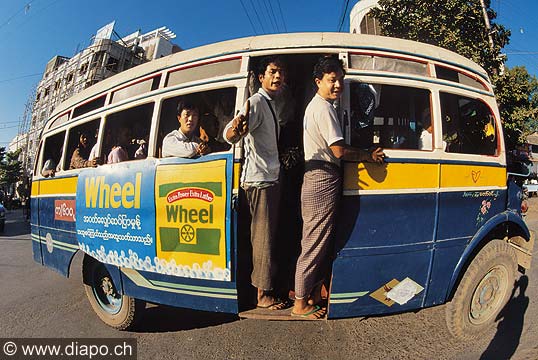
[343,162,439,191]
[31,181,39,197]
[32,177,78,196]
[440,164,506,188]
[233,162,241,190]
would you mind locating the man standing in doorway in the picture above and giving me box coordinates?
[292,56,385,318]
[224,57,287,310]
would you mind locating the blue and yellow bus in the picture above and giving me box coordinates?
[31,33,533,339]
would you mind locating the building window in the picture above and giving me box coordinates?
[106,57,119,72]
[79,63,88,74]
[360,12,381,35]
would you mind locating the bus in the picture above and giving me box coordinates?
[31,32,534,339]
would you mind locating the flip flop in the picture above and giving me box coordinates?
[257,300,288,310]
[291,305,325,319]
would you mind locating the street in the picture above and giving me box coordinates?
[1,202,537,360]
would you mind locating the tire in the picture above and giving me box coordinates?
[82,255,145,330]
[445,239,517,340]
[0,221,4,232]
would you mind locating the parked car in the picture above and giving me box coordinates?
[524,179,538,197]
[0,203,5,232]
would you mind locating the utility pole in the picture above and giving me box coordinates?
[480,0,495,50]
[479,0,498,75]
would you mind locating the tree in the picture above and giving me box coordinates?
[369,0,538,149]
[370,0,510,75]
[493,66,538,148]
[0,148,23,198]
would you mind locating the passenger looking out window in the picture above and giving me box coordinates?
[162,101,210,158]
[199,113,230,153]
[70,132,99,169]
[107,127,131,164]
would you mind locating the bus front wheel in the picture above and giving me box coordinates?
[82,255,145,330]
[445,239,517,340]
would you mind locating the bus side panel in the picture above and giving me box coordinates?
[30,181,42,265]
[329,192,436,318]
[436,190,507,243]
[76,154,237,312]
[329,248,432,318]
[436,163,507,243]
[120,268,238,313]
[34,176,79,277]
[428,162,507,305]
[423,241,467,306]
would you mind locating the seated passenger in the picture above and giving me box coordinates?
[41,159,57,177]
[162,101,210,158]
[199,113,231,153]
[88,128,99,162]
[419,110,447,151]
[107,127,131,164]
[134,139,148,159]
[70,132,99,169]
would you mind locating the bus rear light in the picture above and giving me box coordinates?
[521,200,529,214]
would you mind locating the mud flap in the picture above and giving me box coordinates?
[508,231,535,270]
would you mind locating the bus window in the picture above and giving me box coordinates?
[64,119,100,170]
[103,103,154,163]
[157,88,235,157]
[39,131,66,177]
[350,83,431,150]
[440,93,497,155]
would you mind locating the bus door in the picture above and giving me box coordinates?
[329,80,439,318]
[34,130,80,276]
[428,92,506,305]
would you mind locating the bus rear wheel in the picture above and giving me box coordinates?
[445,239,517,340]
[82,255,144,330]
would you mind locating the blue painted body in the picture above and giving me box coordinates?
[32,153,239,314]
[32,155,530,319]
[327,160,530,319]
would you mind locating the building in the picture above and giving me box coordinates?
[349,0,381,35]
[21,22,180,173]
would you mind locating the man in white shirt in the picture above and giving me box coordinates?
[293,56,384,318]
[162,101,209,158]
[223,57,287,310]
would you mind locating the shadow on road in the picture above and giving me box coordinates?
[480,276,529,360]
[132,304,238,333]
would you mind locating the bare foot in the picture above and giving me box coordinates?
[292,298,326,319]
[307,284,323,306]
[257,289,288,310]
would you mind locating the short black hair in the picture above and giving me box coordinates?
[257,56,285,79]
[176,99,198,116]
[313,55,346,80]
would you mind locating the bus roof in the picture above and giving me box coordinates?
[46,32,490,121]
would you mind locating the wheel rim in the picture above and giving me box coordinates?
[91,264,122,315]
[469,265,509,325]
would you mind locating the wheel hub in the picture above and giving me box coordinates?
[469,266,508,324]
[101,277,114,297]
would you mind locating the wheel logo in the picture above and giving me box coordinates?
[46,233,54,253]
[180,224,195,243]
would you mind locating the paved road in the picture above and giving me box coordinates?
[1,203,537,360]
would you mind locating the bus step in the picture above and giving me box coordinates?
[239,307,326,320]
